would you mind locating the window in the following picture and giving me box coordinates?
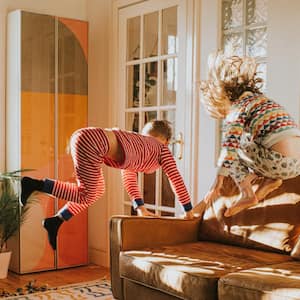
[222,0,268,90]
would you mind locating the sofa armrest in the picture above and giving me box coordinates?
[109,216,201,299]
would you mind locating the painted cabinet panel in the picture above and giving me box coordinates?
[6,10,88,273]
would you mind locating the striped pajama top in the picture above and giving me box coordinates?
[103,130,192,211]
[218,92,300,177]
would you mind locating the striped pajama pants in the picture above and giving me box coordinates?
[51,128,109,216]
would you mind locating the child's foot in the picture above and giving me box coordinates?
[224,195,258,217]
[255,178,283,201]
[21,177,44,206]
[244,173,258,185]
[42,216,64,250]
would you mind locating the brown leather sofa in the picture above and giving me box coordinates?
[110,176,300,300]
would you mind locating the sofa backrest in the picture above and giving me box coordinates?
[198,176,300,254]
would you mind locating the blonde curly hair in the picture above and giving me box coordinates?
[200,51,263,119]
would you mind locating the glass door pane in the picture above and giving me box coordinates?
[126,112,140,132]
[161,172,175,209]
[162,6,178,55]
[127,64,140,108]
[144,62,158,106]
[144,111,158,124]
[143,173,156,205]
[127,16,140,60]
[143,12,158,58]
[162,58,177,105]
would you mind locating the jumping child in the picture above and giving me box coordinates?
[199,51,300,217]
[21,120,194,249]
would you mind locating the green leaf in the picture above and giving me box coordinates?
[0,170,34,252]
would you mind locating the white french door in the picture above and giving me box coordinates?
[117,0,192,217]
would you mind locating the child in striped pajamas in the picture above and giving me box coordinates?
[199,51,300,217]
[21,120,194,250]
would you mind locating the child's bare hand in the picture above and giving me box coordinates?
[183,210,194,220]
[178,210,195,220]
[136,206,157,217]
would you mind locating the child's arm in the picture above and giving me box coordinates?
[121,169,156,216]
[160,147,193,216]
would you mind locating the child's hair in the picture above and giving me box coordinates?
[142,120,172,141]
[199,51,263,119]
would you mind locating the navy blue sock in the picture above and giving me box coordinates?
[42,216,64,250]
[42,179,55,194]
[21,177,44,206]
[43,207,73,250]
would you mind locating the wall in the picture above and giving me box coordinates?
[197,0,220,201]
[267,0,300,123]
[86,0,111,268]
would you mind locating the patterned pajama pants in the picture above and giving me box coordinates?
[229,141,300,184]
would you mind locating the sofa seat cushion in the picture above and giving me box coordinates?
[219,261,300,300]
[120,241,291,300]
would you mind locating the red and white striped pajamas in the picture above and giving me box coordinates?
[50,127,192,216]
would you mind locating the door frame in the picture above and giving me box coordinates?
[108,0,201,216]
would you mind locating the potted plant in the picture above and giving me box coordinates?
[0,170,31,279]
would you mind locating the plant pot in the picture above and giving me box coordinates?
[0,251,12,279]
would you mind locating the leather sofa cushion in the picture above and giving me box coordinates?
[219,261,300,300]
[120,241,291,300]
[199,176,300,253]
[291,236,300,260]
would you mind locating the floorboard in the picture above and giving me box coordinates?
[0,264,110,294]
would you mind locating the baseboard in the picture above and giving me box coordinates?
[89,247,109,268]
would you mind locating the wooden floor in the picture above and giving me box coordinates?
[0,264,110,294]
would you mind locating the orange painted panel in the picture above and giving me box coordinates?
[57,210,88,267]
[57,94,88,267]
[58,17,88,61]
[20,91,56,272]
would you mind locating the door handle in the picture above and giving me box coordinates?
[173,132,184,160]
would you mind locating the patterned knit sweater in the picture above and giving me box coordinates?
[218,92,299,177]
